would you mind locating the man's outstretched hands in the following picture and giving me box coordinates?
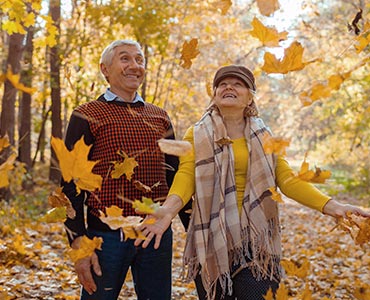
[134,194,184,249]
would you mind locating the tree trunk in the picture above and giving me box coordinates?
[19,16,34,171]
[49,0,62,183]
[0,33,25,145]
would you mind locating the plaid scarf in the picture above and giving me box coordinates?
[183,107,282,299]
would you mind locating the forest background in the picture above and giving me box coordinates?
[0,0,369,299]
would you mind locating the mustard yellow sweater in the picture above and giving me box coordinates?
[169,126,330,212]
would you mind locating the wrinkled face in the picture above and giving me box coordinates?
[100,44,145,95]
[213,77,253,110]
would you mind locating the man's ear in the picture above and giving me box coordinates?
[100,63,108,77]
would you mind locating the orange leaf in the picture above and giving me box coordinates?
[0,135,10,152]
[51,136,102,193]
[0,153,16,188]
[256,0,280,16]
[281,258,310,279]
[69,236,103,263]
[111,150,139,180]
[48,187,76,219]
[249,17,288,47]
[262,41,320,74]
[268,187,284,203]
[180,38,200,69]
[262,133,290,156]
[212,0,232,15]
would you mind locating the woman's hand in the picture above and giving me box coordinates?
[322,199,370,218]
[134,194,184,249]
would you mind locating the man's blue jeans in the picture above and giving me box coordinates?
[80,226,173,300]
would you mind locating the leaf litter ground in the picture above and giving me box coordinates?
[0,196,368,300]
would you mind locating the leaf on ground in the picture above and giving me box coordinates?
[353,283,370,300]
[180,38,200,69]
[262,41,321,74]
[69,236,103,263]
[256,0,280,16]
[249,17,288,47]
[157,139,192,156]
[50,136,102,193]
[211,0,232,15]
[281,257,310,279]
[262,133,290,156]
[48,187,76,219]
[111,150,139,180]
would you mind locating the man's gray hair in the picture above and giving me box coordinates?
[100,40,144,66]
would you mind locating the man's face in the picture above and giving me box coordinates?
[101,44,145,97]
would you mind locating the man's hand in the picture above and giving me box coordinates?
[72,237,102,295]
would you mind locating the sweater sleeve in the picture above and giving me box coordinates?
[276,156,331,212]
[168,126,195,205]
[62,111,94,245]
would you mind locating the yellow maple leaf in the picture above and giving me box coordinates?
[99,205,126,230]
[300,283,313,300]
[110,150,139,180]
[5,67,37,95]
[121,216,147,241]
[262,41,320,74]
[50,136,102,193]
[249,17,288,47]
[132,197,160,214]
[268,187,284,203]
[157,138,192,157]
[275,282,289,300]
[256,0,280,16]
[262,133,290,156]
[48,187,76,219]
[13,234,27,255]
[263,288,274,300]
[212,0,232,15]
[0,153,17,188]
[281,258,310,279]
[0,135,10,152]
[180,38,200,69]
[69,236,103,263]
[40,207,68,223]
[310,167,331,184]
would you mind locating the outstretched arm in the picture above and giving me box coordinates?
[322,199,370,218]
[135,194,184,249]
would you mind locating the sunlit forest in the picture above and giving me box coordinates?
[0,0,369,299]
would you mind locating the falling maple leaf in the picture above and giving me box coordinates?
[48,187,76,219]
[211,0,232,15]
[256,0,280,16]
[132,197,160,214]
[69,236,103,263]
[0,135,10,152]
[40,207,68,223]
[262,133,290,156]
[157,138,192,156]
[274,282,289,300]
[281,257,310,279]
[262,41,321,74]
[51,136,103,193]
[215,137,233,146]
[133,180,161,193]
[180,38,200,69]
[268,187,284,203]
[110,150,139,180]
[2,66,37,95]
[249,17,288,47]
[297,153,331,184]
[0,153,17,188]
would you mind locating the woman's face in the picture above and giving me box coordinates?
[213,77,253,110]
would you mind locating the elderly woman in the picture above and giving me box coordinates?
[136,65,370,300]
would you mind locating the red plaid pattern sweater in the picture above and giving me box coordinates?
[62,95,178,243]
